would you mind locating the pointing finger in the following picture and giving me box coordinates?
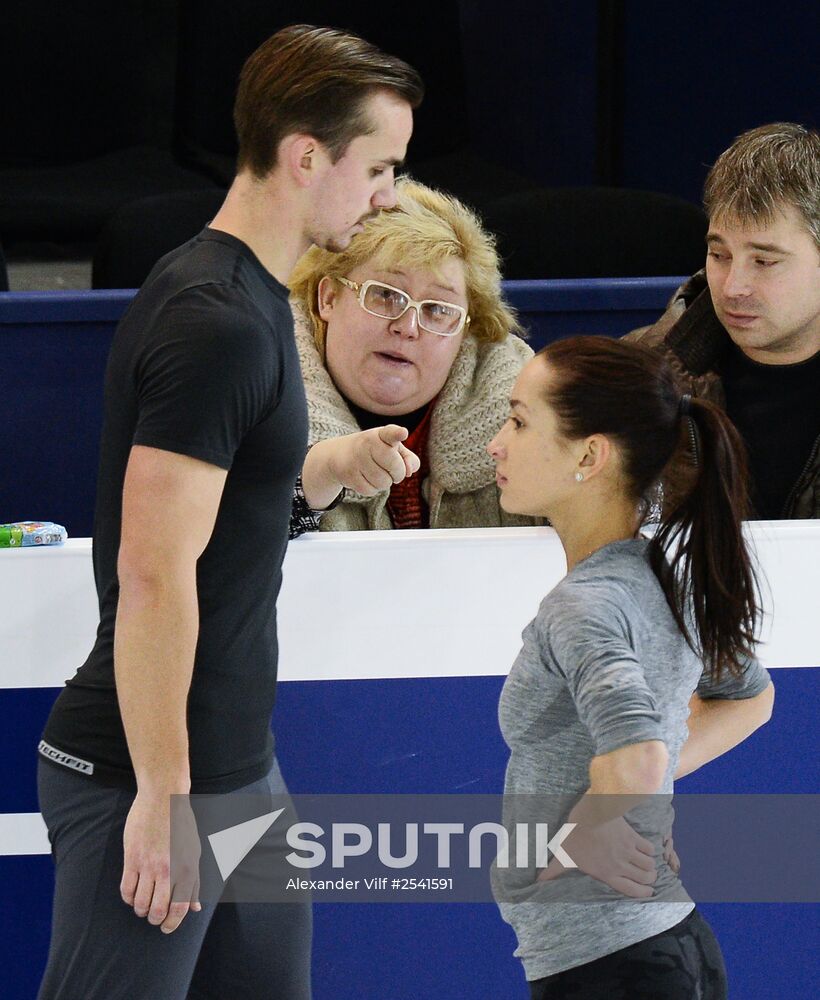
[377,424,409,447]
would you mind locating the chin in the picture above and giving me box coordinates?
[357,395,411,416]
[360,385,424,415]
[500,492,548,519]
[498,493,522,514]
[322,237,351,254]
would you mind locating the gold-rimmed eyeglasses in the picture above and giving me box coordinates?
[334,276,470,337]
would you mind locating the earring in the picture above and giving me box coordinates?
[574,472,584,482]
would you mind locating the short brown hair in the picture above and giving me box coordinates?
[704,122,820,249]
[234,24,424,178]
[289,177,523,356]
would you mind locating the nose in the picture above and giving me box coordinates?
[372,177,398,210]
[723,260,753,298]
[487,431,504,460]
[389,305,420,339]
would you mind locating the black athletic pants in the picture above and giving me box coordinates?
[37,757,312,1000]
[529,908,728,1000]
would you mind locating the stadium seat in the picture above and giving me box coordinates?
[481,186,708,279]
[92,189,226,289]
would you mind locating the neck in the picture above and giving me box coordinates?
[346,398,431,434]
[738,336,820,366]
[208,171,311,285]
[549,493,641,571]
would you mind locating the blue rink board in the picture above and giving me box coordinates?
[1,670,817,999]
[0,279,680,537]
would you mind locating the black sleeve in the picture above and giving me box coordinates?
[132,284,279,469]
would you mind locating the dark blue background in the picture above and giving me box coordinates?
[3,669,817,999]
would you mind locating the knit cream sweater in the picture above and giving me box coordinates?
[293,306,540,530]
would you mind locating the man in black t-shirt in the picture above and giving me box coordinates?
[37,25,423,1000]
[628,123,819,519]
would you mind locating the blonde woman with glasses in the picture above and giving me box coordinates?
[289,178,539,529]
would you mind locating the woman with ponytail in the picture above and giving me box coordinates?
[487,336,774,999]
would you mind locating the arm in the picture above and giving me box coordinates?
[300,424,420,510]
[573,740,669,823]
[538,740,668,898]
[116,444,227,933]
[675,682,774,779]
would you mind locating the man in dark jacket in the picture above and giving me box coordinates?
[628,123,819,519]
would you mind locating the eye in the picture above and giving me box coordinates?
[426,302,458,319]
[374,287,403,305]
[370,168,385,178]
[755,258,780,267]
[508,415,524,430]
[707,250,729,262]
[363,284,407,314]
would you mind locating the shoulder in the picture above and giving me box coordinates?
[157,283,284,366]
[537,542,656,641]
[291,303,360,444]
[144,231,290,335]
[119,278,292,414]
[435,333,531,426]
[292,303,327,380]
[624,270,709,348]
[473,332,534,381]
[538,574,631,637]
[429,334,532,493]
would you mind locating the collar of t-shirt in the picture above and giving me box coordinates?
[199,227,290,301]
[719,343,820,519]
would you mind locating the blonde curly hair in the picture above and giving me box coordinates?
[289,177,523,358]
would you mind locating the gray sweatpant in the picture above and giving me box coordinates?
[37,757,312,1000]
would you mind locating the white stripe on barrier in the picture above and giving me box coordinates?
[0,812,49,856]
[1,524,819,689]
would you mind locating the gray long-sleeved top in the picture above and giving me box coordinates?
[495,538,771,981]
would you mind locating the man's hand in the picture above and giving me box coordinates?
[537,816,657,899]
[120,790,201,934]
[301,425,421,508]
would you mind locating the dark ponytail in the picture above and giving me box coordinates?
[540,336,759,680]
[649,395,759,679]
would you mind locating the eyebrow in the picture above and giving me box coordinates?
[706,233,793,255]
[509,398,530,411]
[381,269,458,296]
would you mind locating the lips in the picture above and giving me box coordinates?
[723,308,759,326]
[495,472,508,487]
[723,311,760,328]
[375,351,413,366]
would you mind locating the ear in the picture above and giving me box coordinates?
[317,276,338,321]
[280,134,326,189]
[577,434,612,480]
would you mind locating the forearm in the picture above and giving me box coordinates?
[114,570,198,795]
[675,683,774,779]
[571,740,669,826]
[300,439,345,510]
